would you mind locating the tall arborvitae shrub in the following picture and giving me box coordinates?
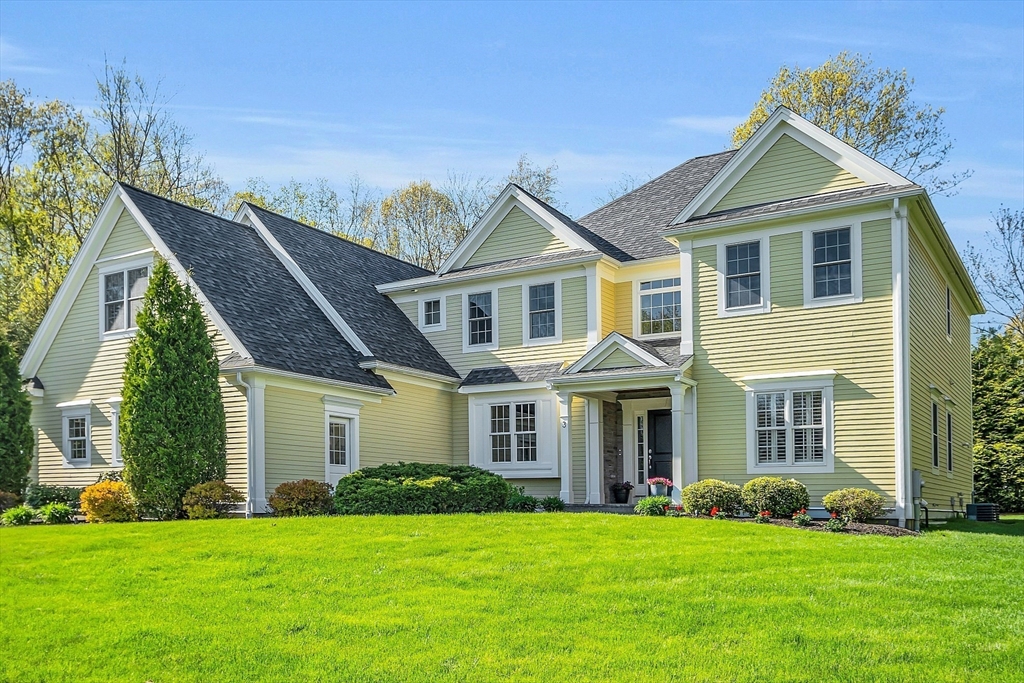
[121,259,226,518]
[973,328,1024,511]
[0,338,34,495]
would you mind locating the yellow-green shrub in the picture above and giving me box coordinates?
[823,488,887,522]
[80,481,137,523]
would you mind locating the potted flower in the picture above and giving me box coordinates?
[610,481,634,504]
[647,477,673,497]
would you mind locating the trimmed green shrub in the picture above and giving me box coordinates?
[973,441,1024,512]
[38,502,74,524]
[121,258,227,519]
[741,477,810,517]
[506,491,539,512]
[183,480,244,519]
[25,484,83,509]
[0,504,35,526]
[0,338,33,496]
[823,488,887,522]
[334,462,513,515]
[540,496,565,512]
[80,481,137,523]
[680,479,742,515]
[0,491,20,512]
[634,495,673,516]
[269,479,334,517]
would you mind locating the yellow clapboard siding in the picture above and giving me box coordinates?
[571,396,586,503]
[465,206,572,267]
[360,377,453,467]
[507,478,561,498]
[263,385,324,496]
[691,217,895,505]
[452,393,469,465]
[600,278,615,338]
[907,225,974,508]
[614,281,633,335]
[32,210,248,491]
[713,134,866,212]
[593,348,644,370]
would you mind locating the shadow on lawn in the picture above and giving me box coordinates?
[928,517,1024,537]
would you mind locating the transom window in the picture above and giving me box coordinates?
[328,419,347,466]
[726,241,761,309]
[753,388,826,467]
[812,228,851,298]
[490,402,537,463]
[423,299,441,327]
[639,278,681,336]
[104,266,149,332]
[528,283,555,339]
[467,292,493,346]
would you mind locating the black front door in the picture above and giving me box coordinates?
[647,409,673,481]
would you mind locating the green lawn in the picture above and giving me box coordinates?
[2,514,1022,683]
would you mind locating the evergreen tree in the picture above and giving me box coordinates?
[121,258,226,518]
[972,327,1024,511]
[0,338,34,495]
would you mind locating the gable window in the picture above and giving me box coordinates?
[726,241,761,309]
[528,283,555,339]
[103,266,149,333]
[946,287,952,337]
[59,402,92,468]
[812,228,852,298]
[423,299,441,327]
[467,292,493,346]
[639,278,681,336]
[745,376,834,474]
[932,402,940,469]
[946,410,953,472]
[489,402,537,464]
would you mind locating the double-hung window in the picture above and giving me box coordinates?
[725,241,762,309]
[746,379,832,473]
[812,228,852,298]
[946,410,953,472]
[931,402,940,469]
[639,278,681,336]
[328,419,347,467]
[489,402,537,463]
[528,283,556,340]
[467,292,493,347]
[103,266,149,333]
[59,403,92,467]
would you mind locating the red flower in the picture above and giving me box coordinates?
[710,506,719,516]
[759,510,771,517]
[830,511,838,518]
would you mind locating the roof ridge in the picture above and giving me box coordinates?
[577,149,739,223]
[245,203,432,275]
[118,182,242,226]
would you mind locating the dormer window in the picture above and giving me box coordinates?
[103,265,149,333]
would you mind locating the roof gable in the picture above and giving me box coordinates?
[673,108,910,224]
[711,133,866,212]
[464,206,573,267]
[565,332,668,374]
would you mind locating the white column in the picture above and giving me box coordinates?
[557,391,573,503]
[683,385,698,485]
[670,384,684,504]
[586,264,600,348]
[891,200,912,527]
[679,240,694,356]
[585,398,603,504]
[252,377,268,513]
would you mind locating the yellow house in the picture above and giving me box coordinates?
[22,108,982,525]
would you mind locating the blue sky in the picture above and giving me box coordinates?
[1,0,1022,252]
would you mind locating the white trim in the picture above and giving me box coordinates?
[237,205,373,357]
[469,389,558,478]
[522,279,562,347]
[892,199,911,524]
[717,236,771,318]
[324,398,361,485]
[564,331,668,374]
[586,264,600,347]
[94,248,156,266]
[60,404,92,468]
[459,380,550,395]
[223,364,394,398]
[378,254,601,295]
[802,221,863,309]
[672,107,910,225]
[462,288,499,353]
[97,256,154,341]
[55,399,92,408]
[357,360,459,389]
[678,241,694,356]
[585,398,603,504]
[438,184,596,274]
[417,295,446,332]
[104,397,123,466]
[744,382,835,475]
[557,391,573,502]
[633,275,684,340]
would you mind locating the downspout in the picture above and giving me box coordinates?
[237,372,254,519]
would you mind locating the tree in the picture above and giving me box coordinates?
[0,337,33,495]
[503,154,560,206]
[120,259,226,518]
[733,52,969,196]
[964,208,1024,337]
[379,181,461,270]
[596,172,652,205]
[972,327,1024,511]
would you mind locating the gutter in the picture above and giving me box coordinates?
[358,360,460,387]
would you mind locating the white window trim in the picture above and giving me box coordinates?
[418,296,446,332]
[717,237,771,318]
[323,398,360,484]
[105,396,123,467]
[97,256,153,341]
[522,279,562,347]
[634,277,684,340]
[59,400,92,468]
[743,372,835,474]
[468,390,557,478]
[463,289,499,353]
[803,222,862,309]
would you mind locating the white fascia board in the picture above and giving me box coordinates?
[55,398,93,408]
[437,184,597,275]
[565,332,668,374]
[229,364,395,398]
[357,360,460,388]
[671,107,911,225]
[458,380,551,394]
[239,205,374,358]
[116,186,253,362]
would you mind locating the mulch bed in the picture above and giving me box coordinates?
[697,515,919,537]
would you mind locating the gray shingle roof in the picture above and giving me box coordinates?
[574,151,737,261]
[461,362,564,387]
[121,185,391,391]
[247,206,459,379]
[444,249,599,279]
[622,335,687,367]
